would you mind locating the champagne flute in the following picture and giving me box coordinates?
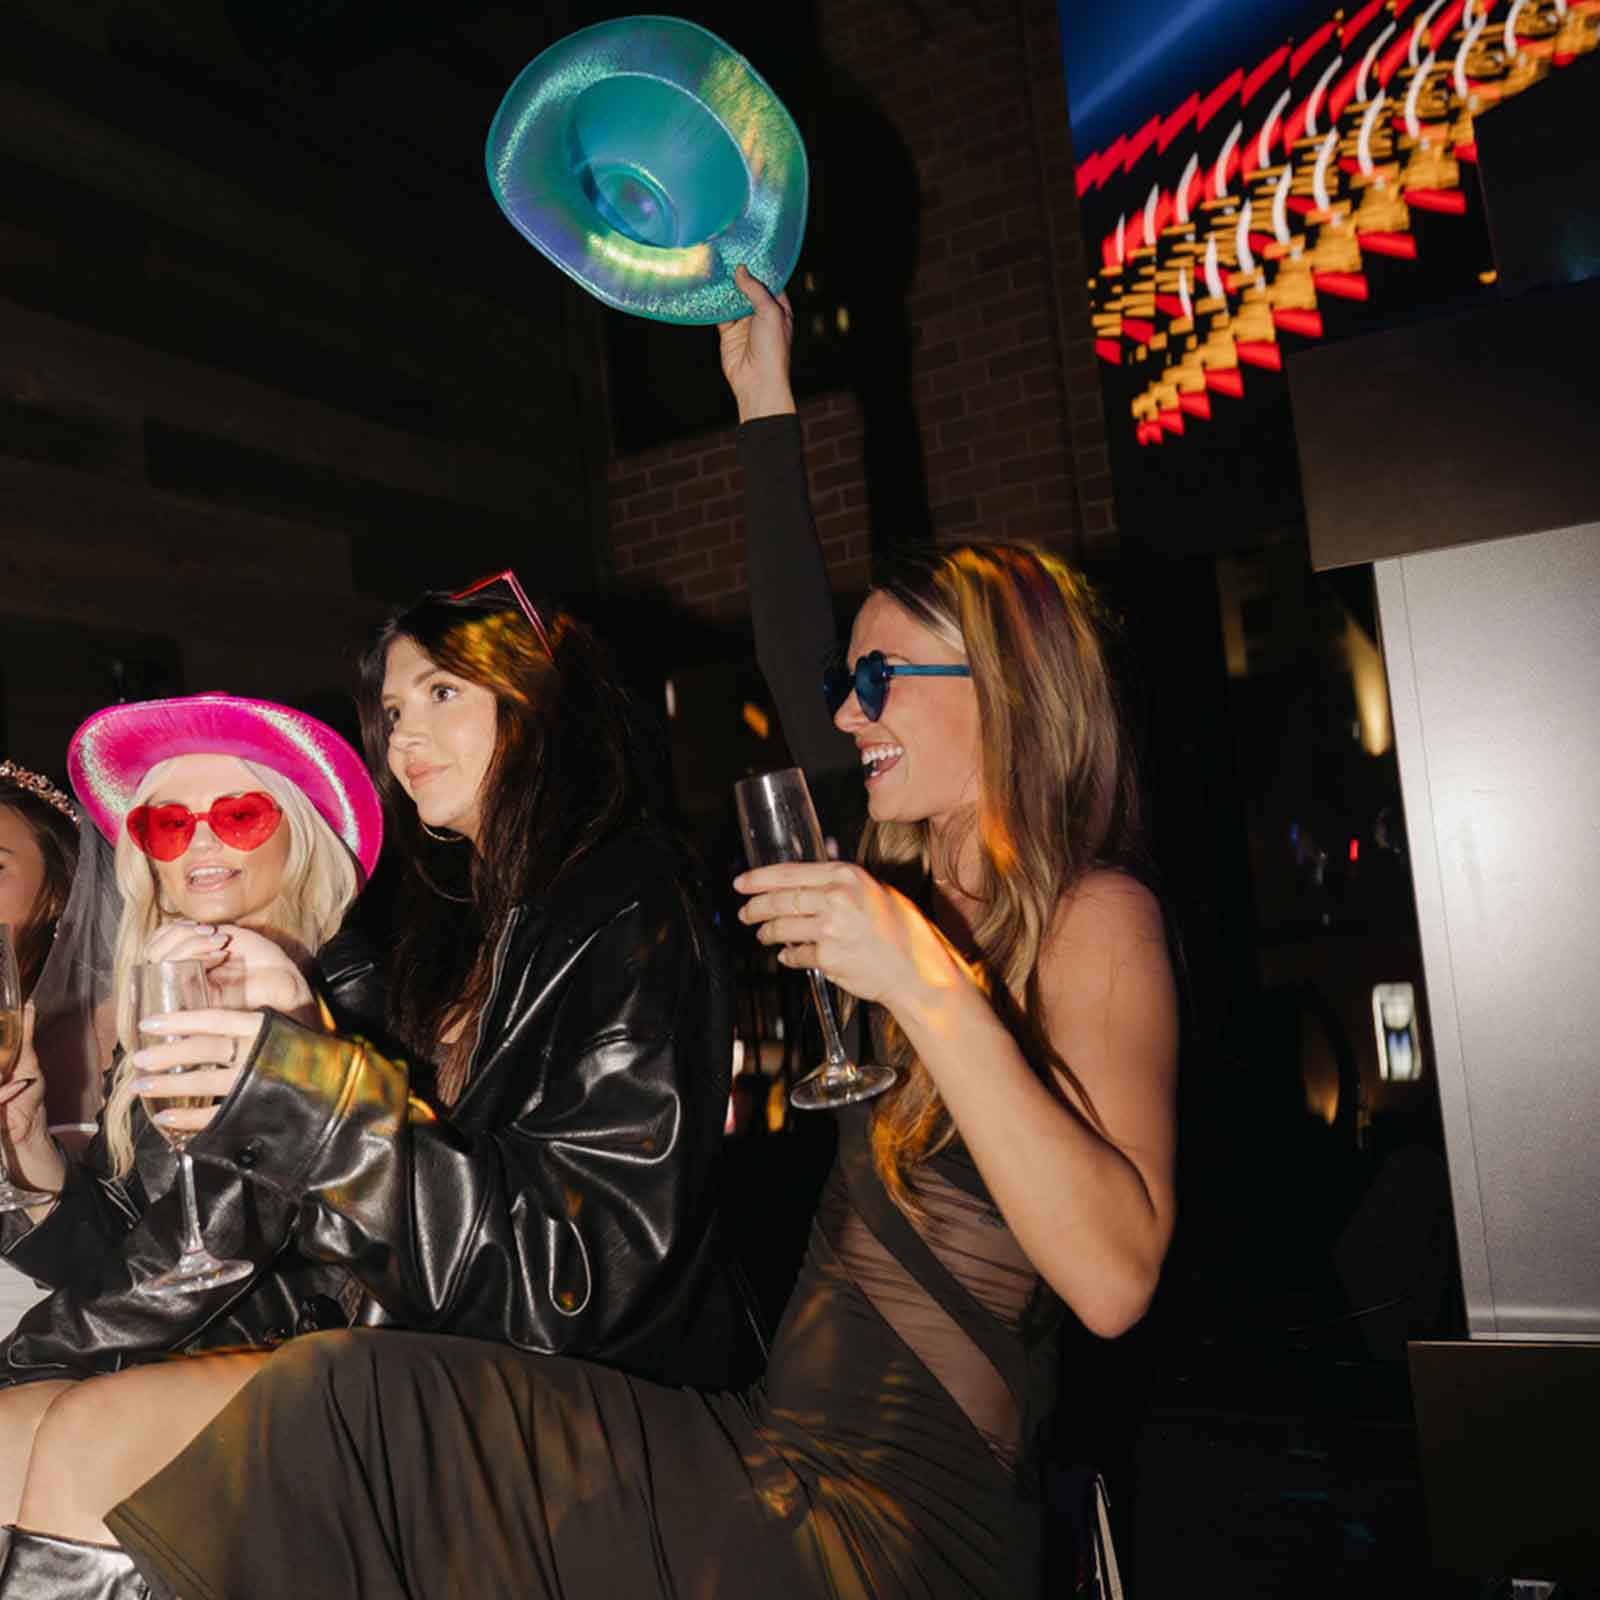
[134,959,252,1293]
[734,769,897,1111]
[0,924,54,1212]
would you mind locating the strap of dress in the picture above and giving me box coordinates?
[837,1107,1029,1416]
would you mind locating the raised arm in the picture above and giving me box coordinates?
[722,267,857,792]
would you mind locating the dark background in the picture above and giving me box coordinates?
[5,0,1571,1590]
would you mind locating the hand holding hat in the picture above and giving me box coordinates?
[719,265,797,422]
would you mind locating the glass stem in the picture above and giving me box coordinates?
[806,970,851,1073]
[176,1150,207,1258]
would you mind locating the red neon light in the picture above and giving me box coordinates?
[1406,187,1469,215]
[1349,838,1359,864]
[1155,293,1187,319]
[1313,271,1370,301]
[1147,189,1175,243]
[1095,338,1122,365]
[1205,368,1246,399]
[1290,20,1338,78]
[1158,408,1185,435]
[1357,230,1419,260]
[1242,44,1290,106]
[1100,133,1126,186]
[1122,318,1156,343]
[1198,67,1244,129]
[1375,31,1412,87]
[1456,141,1479,163]
[1236,340,1284,371]
[1178,391,1213,420]
[1343,0,1389,44]
[1160,94,1199,153]
[1427,1,1467,50]
[1272,307,1325,338]
[1124,115,1162,174]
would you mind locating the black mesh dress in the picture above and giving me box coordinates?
[110,1104,1060,1599]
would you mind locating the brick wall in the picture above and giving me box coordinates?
[607,0,1115,621]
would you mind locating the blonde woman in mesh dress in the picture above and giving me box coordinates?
[102,270,1178,1600]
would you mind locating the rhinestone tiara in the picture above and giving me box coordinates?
[0,759,78,823]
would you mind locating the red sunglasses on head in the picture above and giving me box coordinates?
[127,792,284,861]
[452,570,553,658]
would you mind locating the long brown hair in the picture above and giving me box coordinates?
[357,587,657,1103]
[860,542,1144,1211]
[0,785,79,997]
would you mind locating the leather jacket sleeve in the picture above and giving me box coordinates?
[0,1146,140,1292]
[197,873,728,1358]
[0,943,392,1383]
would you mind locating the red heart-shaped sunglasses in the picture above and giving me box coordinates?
[127,792,284,861]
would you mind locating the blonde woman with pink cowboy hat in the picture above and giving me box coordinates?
[0,693,385,1574]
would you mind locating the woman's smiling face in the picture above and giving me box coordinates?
[833,591,980,830]
[143,754,292,927]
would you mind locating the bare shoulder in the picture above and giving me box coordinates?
[1025,871,1178,1163]
[1036,868,1178,1075]
[1048,868,1171,968]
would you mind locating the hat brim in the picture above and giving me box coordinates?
[68,695,383,882]
[487,15,809,325]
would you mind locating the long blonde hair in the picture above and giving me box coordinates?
[861,543,1143,1211]
[102,758,360,1176]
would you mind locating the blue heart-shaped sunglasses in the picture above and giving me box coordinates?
[822,650,972,721]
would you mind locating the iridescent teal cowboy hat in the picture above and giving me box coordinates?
[486,14,809,324]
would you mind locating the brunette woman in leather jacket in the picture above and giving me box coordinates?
[0,584,757,1597]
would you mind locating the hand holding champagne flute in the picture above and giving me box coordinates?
[734,769,897,1110]
[133,959,253,1293]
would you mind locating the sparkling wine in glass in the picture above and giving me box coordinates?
[134,959,252,1293]
[0,924,54,1212]
[734,769,897,1111]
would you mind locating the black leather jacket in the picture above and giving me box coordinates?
[1,828,759,1392]
[0,927,383,1356]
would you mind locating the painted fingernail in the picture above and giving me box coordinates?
[153,1110,183,1127]
[137,1016,171,1032]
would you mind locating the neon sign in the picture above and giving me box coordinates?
[1072,0,1600,446]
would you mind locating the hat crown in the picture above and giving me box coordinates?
[487,15,809,324]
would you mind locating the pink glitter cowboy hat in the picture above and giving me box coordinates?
[67,694,383,880]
